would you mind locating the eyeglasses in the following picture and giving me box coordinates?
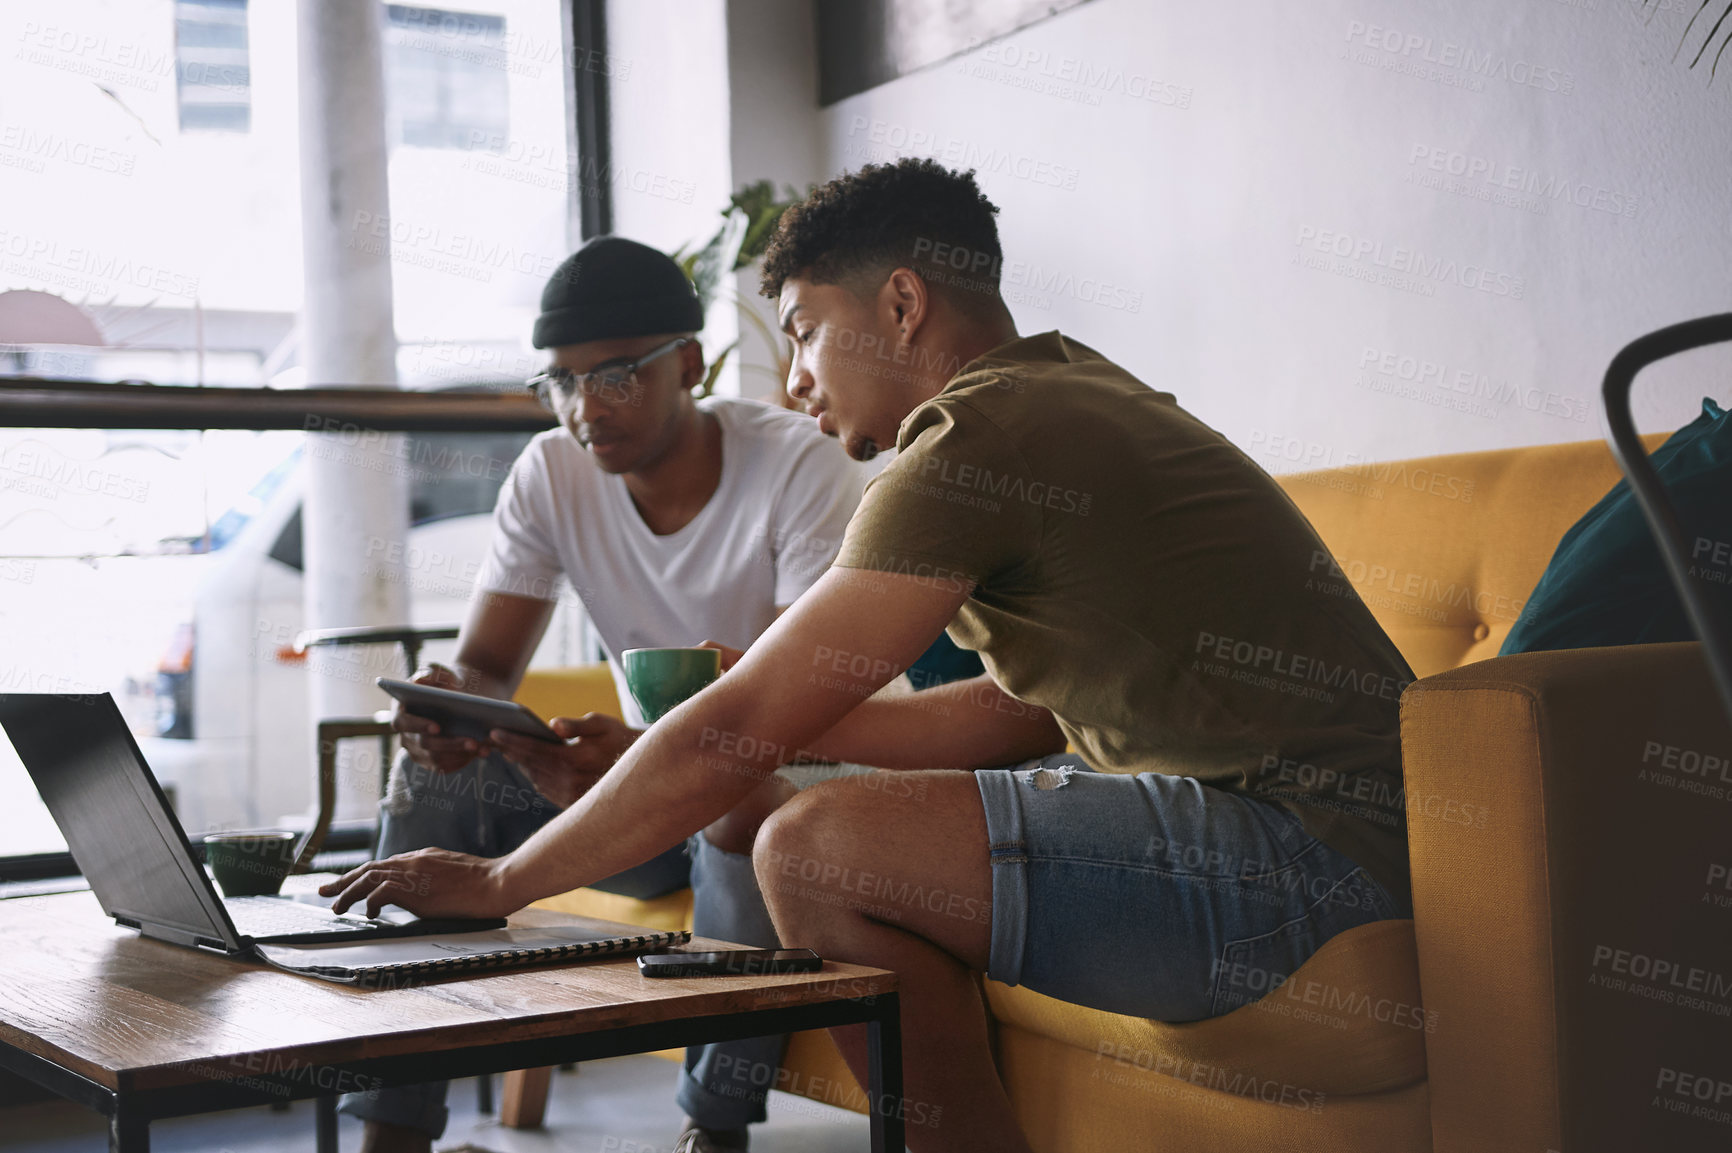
[526,337,691,412]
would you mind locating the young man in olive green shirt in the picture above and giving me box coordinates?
[325,159,1413,1153]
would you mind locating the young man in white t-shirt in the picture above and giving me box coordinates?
[340,236,867,1153]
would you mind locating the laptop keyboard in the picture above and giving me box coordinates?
[226,896,383,938]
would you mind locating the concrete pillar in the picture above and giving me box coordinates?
[295,0,407,822]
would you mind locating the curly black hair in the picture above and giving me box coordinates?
[758,158,1005,316]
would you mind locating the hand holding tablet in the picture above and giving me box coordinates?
[379,676,638,808]
[377,677,563,744]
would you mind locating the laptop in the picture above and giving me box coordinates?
[0,692,510,952]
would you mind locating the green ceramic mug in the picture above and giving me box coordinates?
[621,646,722,723]
[204,830,298,898]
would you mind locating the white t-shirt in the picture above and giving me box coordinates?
[478,396,867,726]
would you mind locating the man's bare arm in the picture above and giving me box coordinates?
[730,600,1062,769]
[327,567,970,917]
[802,673,1065,769]
[448,589,555,697]
[491,567,970,906]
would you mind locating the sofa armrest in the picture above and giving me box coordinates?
[1401,642,1732,1153]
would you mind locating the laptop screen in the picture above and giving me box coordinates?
[0,693,238,949]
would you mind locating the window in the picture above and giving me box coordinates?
[175,0,252,134]
[254,429,536,576]
[384,5,510,149]
[0,422,568,854]
[3,0,581,870]
[406,430,535,524]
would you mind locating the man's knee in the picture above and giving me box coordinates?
[705,773,798,857]
[752,780,859,902]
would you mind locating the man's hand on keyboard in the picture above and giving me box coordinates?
[320,848,516,921]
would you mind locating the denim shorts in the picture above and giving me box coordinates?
[976,754,1401,1022]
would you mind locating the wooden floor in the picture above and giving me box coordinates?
[0,1054,865,1153]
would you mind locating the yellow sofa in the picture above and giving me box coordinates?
[519,431,1731,1152]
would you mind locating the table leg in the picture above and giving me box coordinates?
[867,992,905,1153]
[500,1067,553,1128]
[316,1093,338,1153]
[108,1100,148,1153]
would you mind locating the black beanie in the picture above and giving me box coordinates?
[532,235,705,349]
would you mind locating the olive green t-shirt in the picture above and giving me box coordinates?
[834,331,1414,909]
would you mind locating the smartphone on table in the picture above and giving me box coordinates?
[638,948,823,978]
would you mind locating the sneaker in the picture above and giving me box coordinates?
[672,1126,749,1153]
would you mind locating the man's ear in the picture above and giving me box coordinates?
[882,268,930,341]
[679,336,707,391]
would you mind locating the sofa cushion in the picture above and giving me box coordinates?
[514,663,622,722]
[1502,398,1732,654]
[530,885,693,933]
[1280,435,1665,678]
[997,1031,1432,1153]
[983,918,1427,1097]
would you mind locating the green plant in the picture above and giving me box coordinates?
[670,180,805,401]
[1638,0,1732,81]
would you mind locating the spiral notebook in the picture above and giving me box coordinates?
[255,916,690,985]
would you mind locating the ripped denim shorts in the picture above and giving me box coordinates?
[975,754,1402,1021]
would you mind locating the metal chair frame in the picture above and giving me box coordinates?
[1600,312,1732,724]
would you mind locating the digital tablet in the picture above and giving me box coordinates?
[376,677,563,744]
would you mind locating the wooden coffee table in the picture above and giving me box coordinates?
[0,891,903,1152]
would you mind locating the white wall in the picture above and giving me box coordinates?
[816,0,1732,470]
[724,0,822,401]
[605,0,734,252]
[610,0,832,402]
[607,0,741,390]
